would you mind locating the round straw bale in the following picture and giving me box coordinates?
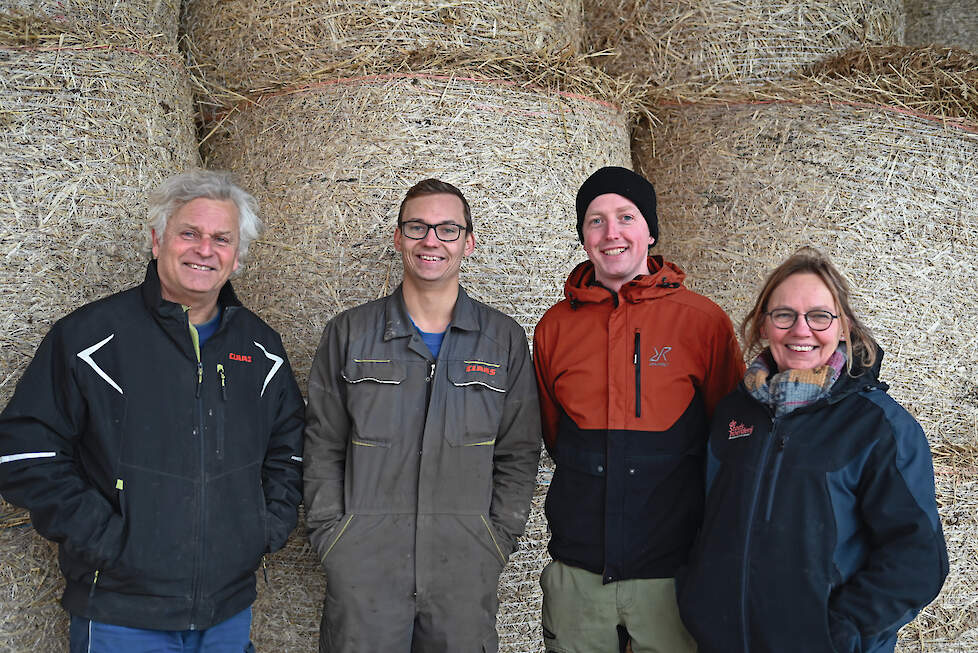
[201,73,630,391]
[634,98,978,450]
[182,0,582,93]
[0,502,67,651]
[905,0,978,52]
[0,24,201,408]
[584,0,904,97]
[896,456,978,651]
[0,1,179,38]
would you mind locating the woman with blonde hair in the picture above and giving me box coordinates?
[677,247,947,652]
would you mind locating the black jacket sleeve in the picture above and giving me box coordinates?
[0,325,125,570]
[259,336,305,554]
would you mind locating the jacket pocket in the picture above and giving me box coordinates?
[480,514,509,565]
[342,359,406,446]
[445,360,507,446]
[319,514,355,564]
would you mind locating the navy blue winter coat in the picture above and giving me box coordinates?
[678,353,947,653]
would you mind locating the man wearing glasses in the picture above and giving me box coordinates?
[303,179,541,652]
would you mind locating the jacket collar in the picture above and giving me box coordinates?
[563,255,687,308]
[140,259,242,316]
[383,283,478,342]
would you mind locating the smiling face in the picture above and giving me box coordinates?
[581,193,654,292]
[151,197,240,318]
[762,272,843,371]
[394,192,474,291]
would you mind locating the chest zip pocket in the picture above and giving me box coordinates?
[341,359,406,448]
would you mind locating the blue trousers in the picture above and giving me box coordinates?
[69,606,254,653]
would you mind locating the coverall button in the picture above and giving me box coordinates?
[596,465,604,473]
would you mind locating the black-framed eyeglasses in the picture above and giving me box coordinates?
[399,220,468,242]
[765,308,838,331]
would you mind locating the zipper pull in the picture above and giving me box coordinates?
[262,556,269,584]
[426,362,435,382]
[89,570,100,599]
[778,436,786,450]
[216,363,227,400]
[195,362,203,398]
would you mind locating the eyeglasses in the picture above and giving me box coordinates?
[765,308,838,331]
[399,220,468,242]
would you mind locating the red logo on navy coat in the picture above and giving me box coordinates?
[728,420,754,439]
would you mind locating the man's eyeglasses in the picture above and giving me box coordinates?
[399,220,468,242]
[765,309,838,331]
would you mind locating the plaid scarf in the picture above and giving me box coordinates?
[744,344,848,418]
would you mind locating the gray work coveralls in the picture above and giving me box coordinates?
[304,285,541,652]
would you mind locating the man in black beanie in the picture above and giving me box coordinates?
[533,166,745,652]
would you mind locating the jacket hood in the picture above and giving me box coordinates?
[564,255,687,307]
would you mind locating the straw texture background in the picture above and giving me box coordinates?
[905,0,978,52]
[0,500,66,652]
[202,74,630,390]
[584,0,903,96]
[182,0,583,93]
[634,46,978,650]
[0,1,179,38]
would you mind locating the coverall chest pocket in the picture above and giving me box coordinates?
[342,359,407,447]
[445,360,507,447]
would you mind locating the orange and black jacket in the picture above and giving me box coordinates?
[533,256,745,583]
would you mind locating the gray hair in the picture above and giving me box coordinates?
[147,169,262,262]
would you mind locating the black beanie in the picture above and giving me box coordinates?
[575,166,658,245]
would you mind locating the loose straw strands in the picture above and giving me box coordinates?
[584,0,903,98]
[0,500,66,651]
[0,2,179,41]
[202,74,630,390]
[182,0,583,93]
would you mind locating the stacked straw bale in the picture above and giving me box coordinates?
[0,16,201,409]
[905,0,978,52]
[634,46,978,649]
[182,0,583,93]
[0,1,180,38]
[0,500,65,652]
[203,74,630,389]
[584,0,904,96]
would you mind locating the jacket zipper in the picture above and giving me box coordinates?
[739,419,780,652]
[764,435,788,521]
[88,569,100,599]
[633,331,641,418]
[216,364,227,462]
[188,320,204,630]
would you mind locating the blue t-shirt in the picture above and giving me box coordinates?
[194,309,222,346]
[410,316,446,359]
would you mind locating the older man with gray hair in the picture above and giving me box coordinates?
[0,170,304,653]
